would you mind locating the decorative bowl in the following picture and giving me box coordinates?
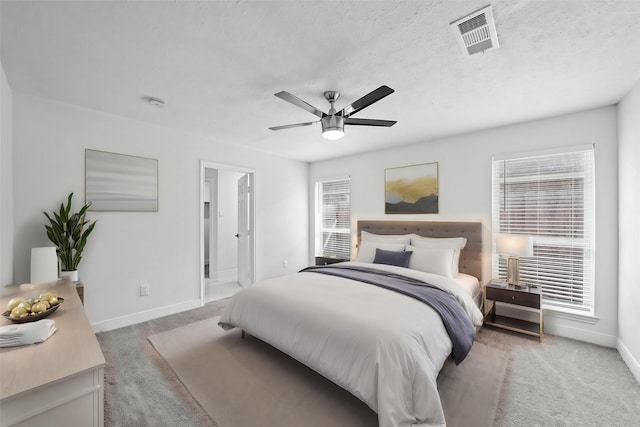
[2,298,64,324]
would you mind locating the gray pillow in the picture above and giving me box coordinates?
[373,248,413,268]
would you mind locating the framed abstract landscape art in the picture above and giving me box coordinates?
[385,162,438,214]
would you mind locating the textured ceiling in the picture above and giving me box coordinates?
[2,0,640,162]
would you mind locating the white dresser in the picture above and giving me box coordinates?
[0,278,105,427]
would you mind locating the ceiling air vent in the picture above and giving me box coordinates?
[450,5,499,56]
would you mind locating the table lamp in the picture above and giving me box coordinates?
[496,234,533,288]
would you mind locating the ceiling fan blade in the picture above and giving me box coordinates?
[274,91,326,118]
[269,121,317,131]
[339,85,395,118]
[344,118,397,127]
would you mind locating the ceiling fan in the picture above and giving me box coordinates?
[269,85,397,140]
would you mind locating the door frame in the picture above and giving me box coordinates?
[199,160,256,306]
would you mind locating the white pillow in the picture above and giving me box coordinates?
[409,235,467,275]
[405,244,457,278]
[356,241,406,263]
[361,230,411,245]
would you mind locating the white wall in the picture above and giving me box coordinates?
[11,93,309,329]
[617,80,640,382]
[310,106,619,347]
[0,60,14,287]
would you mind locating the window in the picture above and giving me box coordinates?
[492,146,595,314]
[316,177,351,260]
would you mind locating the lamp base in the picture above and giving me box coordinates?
[506,256,524,288]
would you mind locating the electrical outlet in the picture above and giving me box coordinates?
[283,260,288,268]
[140,284,150,296]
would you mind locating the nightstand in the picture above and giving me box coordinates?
[484,282,543,341]
[315,257,348,266]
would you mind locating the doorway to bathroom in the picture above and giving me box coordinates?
[200,161,255,304]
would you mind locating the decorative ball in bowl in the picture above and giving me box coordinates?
[2,292,64,324]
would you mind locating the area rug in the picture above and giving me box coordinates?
[148,317,508,427]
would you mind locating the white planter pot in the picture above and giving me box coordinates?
[60,270,79,282]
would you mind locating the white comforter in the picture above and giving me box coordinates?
[218,262,484,427]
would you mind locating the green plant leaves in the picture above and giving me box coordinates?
[42,192,97,271]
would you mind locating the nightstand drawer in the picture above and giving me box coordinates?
[486,286,540,309]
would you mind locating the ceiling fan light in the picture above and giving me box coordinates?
[322,129,345,140]
[321,115,345,140]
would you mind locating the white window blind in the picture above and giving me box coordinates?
[492,147,595,314]
[316,177,351,260]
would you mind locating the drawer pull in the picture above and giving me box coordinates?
[511,296,515,300]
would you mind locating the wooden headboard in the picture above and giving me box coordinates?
[357,220,483,281]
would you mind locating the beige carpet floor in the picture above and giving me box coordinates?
[148,316,508,427]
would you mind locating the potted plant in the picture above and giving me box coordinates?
[43,193,97,282]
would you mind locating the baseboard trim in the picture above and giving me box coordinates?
[618,339,640,384]
[91,299,202,333]
[497,305,617,347]
[543,321,617,347]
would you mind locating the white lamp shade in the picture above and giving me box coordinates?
[495,234,533,257]
[30,247,59,284]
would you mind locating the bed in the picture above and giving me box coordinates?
[219,220,484,427]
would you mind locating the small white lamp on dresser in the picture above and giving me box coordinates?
[29,247,58,284]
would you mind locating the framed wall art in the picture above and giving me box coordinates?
[385,162,438,214]
[85,149,158,211]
